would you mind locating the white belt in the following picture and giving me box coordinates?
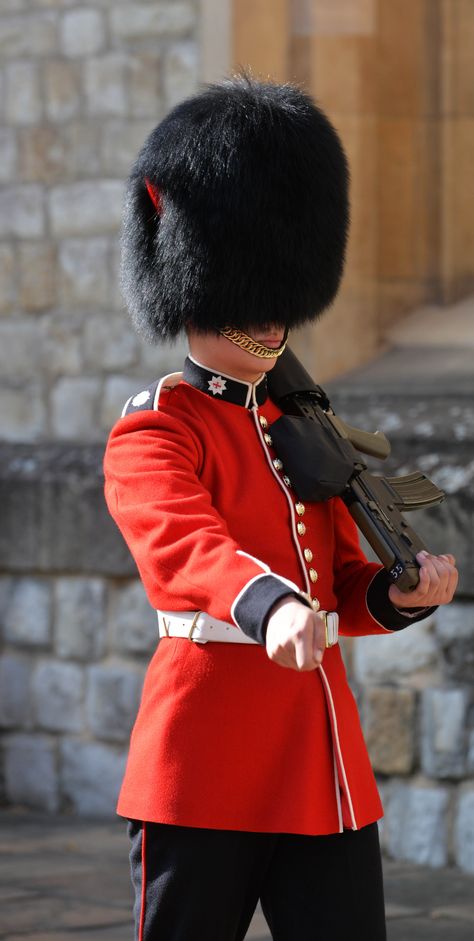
[157,610,258,644]
[156,610,339,647]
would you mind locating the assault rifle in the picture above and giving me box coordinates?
[267,348,445,592]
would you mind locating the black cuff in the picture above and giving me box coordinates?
[233,575,309,645]
[366,569,437,632]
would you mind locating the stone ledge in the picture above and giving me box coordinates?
[0,444,134,576]
[1,395,473,596]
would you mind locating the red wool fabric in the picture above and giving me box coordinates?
[104,378,387,835]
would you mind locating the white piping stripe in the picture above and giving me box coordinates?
[333,748,344,833]
[319,666,358,831]
[121,395,133,418]
[251,407,312,597]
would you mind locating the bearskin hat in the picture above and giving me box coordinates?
[121,75,349,342]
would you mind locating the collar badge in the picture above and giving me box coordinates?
[208,375,227,396]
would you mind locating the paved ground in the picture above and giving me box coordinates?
[0,812,473,940]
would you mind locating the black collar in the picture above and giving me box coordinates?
[183,356,268,408]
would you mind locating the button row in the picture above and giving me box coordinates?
[259,412,320,611]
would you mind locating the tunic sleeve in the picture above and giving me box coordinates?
[104,408,301,640]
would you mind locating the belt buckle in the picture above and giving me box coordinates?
[323,611,338,648]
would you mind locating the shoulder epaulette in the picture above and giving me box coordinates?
[121,372,183,417]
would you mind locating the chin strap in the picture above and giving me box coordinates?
[219,327,289,359]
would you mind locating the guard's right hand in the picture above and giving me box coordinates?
[265,597,326,671]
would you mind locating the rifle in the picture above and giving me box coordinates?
[267,347,445,592]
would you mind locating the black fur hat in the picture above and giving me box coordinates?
[121,75,350,342]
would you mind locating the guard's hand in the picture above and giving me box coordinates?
[265,597,325,671]
[388,551,458,609]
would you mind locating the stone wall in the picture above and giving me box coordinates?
[0,0,196,443]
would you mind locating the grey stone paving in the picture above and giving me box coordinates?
[0,813,473,940]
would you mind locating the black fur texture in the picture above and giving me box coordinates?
[121,75,350,342]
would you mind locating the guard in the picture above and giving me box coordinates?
[104,75,458,941]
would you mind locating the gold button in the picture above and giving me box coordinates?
[283,476,291,487]
[259,416,268,429]
[311,598,321,612]
[264,433,273,446]
[309,568,318,583]
[304,548,313,563]
[295,502,305,516]
[273,458,283,471]
[297,521,306,536]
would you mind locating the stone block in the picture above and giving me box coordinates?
[58,238,110,308]
[137,333,186,376]
[42,314,82,376]
[101,119,156,178]
[0,320,43,380]
[32,660,84,732]
[51,377,102,441]
[128,55,163,119]
[5,61,42,125]
[44,59,81,122]
[450,0,474,114]
[60,738,127,815]
[84,315,139,370]
[60,9,105,56]
[110,3,195,39]
[86,663,143,742]
[3,734,59,812]
[101,376,146,432]
[0,654,32,728]
[353,617,437,685]
[454,786,474,873]
[18,241,57,311]
[435,603,474,683]
[110,580,158,656]
[18,126,67,184]
[0,385,47,442]
[83,54,128,117]
[377,0,436,116]
[62,121,101,178]
[163,41,199,110]
[3,578,51,647]
[0,443,136,577]
[49,181,123,236]
[0,243,15,314]
[0,185,45,238]
[311,35,377,116]
[0,127,17,182]
[385,780,450,867]
[54,577,107,661]
[362,686,416,775]
[421,688,468,778]
[0,12,57,57]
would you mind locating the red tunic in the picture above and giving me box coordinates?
[104,367,391,835]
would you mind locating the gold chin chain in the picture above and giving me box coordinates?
[219,327,289,359]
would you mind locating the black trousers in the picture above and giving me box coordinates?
[128,820,387,941]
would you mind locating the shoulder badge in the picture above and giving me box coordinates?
[121,372,183,417]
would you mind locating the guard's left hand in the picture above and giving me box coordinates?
[388,551,458,609]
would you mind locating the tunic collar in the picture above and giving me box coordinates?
[183,356,268,408]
